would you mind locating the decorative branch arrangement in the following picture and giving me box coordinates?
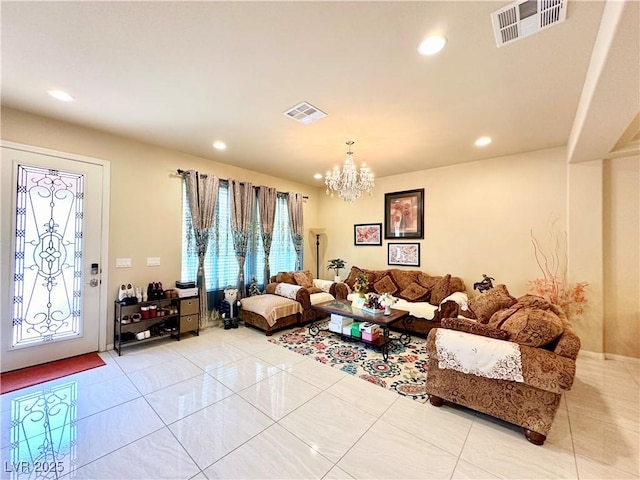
[528,222,588,322]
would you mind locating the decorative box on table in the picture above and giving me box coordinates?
[359,322,380,334]
[350,322,362,338]
[362,306,384,315]
[362,331,380,342]
[329,314,353,333]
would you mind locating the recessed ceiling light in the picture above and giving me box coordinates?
[313,173,323,180]
[475,136,492,147]
[213,141,226,150]
[417,35,447,56]
[48,89,74,102]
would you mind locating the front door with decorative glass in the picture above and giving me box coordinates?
[1,144,106,372]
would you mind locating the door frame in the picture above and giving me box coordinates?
[1,141,111,353]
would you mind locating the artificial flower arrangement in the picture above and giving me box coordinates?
[379,292,398,307]
[363,292,398,315]
[353,274,369,296]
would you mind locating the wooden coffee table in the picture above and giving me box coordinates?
[310,299,410,361]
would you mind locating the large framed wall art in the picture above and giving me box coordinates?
[384,188,424,239]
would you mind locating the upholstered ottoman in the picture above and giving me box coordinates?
[240,294,302,335]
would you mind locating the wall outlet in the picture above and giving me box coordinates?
[147,257,161,267]
[116,258,131,268]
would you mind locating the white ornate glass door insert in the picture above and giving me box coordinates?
[12,165,85,347]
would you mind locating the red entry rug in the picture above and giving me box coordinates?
[1,352,106,394]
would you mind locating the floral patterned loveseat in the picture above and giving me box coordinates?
[334,266,468,336]
[240,270,339,335]
[426,287,581,445]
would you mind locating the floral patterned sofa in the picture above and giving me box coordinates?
[334,266,468,336]
[240,270,338,335]
[426,286,581,445]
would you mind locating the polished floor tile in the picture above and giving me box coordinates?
[460,415,579,479]
[451,459,501,479]
[227,335,278,355]
[574,453,640,479]
[127,356,203,395]
[279,391,377,463]
[325,374,398,417]
[1,324,638,480]
[62,397,164,474]
[206,356,281,392]
[186,344,252,373]
[380,394,473,457]
[203,423,333,479]
[71,428,199,479]
[569,410,640,476]
[145,373,234,424]
[253,343,309,369]
[169,394,274,469]
[322,466,355,479]
[238,370,322,420]
[284,356,347,390]
[112,344,182,373]
[337,419,458,479]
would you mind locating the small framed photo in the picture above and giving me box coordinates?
[388,242,421,266]
[354,223,382,246]
[384,188,424,239]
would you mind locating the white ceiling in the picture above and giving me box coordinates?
[0,1,621,186]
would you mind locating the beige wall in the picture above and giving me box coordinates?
[568,160,604,353]
[603,155,640,358]
[1,107,320,345]
[3,106,638,359]
[317,147,568,297]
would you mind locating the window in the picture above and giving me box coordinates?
[181,182,297,292]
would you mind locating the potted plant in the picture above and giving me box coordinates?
[327,258,346,282]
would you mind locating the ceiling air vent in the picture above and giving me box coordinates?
[491,0,567,47]
[282,101,327,125]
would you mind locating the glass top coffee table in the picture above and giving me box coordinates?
[310,299,411,361]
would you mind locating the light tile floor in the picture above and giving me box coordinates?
[1,325,638,480]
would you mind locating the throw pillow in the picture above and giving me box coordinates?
[442,317,510,340]
[345,267,363,288]
[468,284,517,323]
[373,274,399,295]
[306,286,323,294]
[390,269,418,290]
[449,276,466,294]
[417,273,438,291]
[430,274,452,305]
[499,308,564,347]
[398,281,429,302]
[293,271,312,288]
[275,271,295,285]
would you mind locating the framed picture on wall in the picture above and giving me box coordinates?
[384,188,424,239]
[354,223,382,246]
[387,242,420,266]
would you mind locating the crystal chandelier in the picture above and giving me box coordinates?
[325,141,374,203]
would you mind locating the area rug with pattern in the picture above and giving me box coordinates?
[268,320,429,403]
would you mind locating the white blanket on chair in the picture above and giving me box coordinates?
[274,283,302,299]
[435,329,524,382]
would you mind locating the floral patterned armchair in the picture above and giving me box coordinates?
[426,290,581,445]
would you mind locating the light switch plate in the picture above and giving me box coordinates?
[116,258,131,268]
[147,257,161,267]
